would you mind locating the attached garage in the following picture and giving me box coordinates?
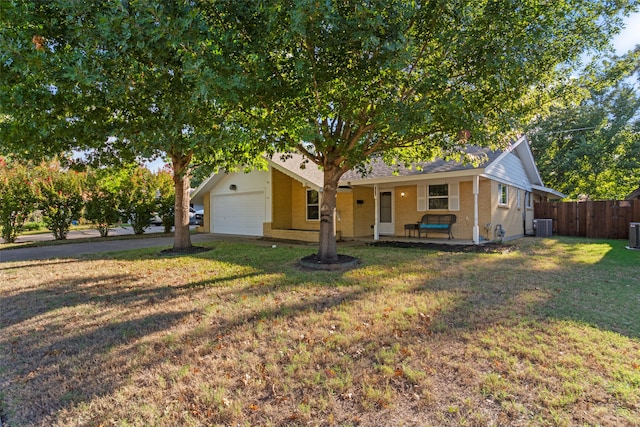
[212,191,266,236]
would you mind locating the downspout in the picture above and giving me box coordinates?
[473,175,480,244]
[374,185,379,241]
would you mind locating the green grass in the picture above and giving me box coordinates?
[0,236,638,426]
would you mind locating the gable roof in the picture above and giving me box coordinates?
[339,145,501,184]
[192,135,564,202]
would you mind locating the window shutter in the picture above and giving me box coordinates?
[449,182,459,211]
[417,184,427,211]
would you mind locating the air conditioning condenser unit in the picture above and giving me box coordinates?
[534,219,553,237]
[629,223,640,249]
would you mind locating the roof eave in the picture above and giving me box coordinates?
[531,184,566,199]
[341,168,483,186]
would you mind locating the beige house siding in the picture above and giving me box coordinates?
[271,169,293,229]
[490,182,525,240]
[336,191,353,237]
[291,181,320,231]
[352,187,375,237]
[196,192,211,233]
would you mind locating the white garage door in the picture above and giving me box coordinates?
[212,191,265,236]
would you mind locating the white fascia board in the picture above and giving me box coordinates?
[191,171,226,203]
[484,135,543,186]
[531,184,566,199]
[342,168,482,186]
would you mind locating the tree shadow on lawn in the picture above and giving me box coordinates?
[0,251,369,425]
[0,259,83,272]
[3,238,636,425]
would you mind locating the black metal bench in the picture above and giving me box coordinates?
[418,214,456,239]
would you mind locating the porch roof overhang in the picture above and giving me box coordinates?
[342,168,484,187]
[531,184,566,200]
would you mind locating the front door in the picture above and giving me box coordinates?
[378,190,394,235]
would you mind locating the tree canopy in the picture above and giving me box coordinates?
[0,0,261,250]
[527,48,640,200]
[2,1,637,259]
[212,0,636,261]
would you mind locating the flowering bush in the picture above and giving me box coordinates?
[0,163,37,243]
[36,167,85,240]
[155,170,175,233]
[84,171,122,237]
[118,167,157,234]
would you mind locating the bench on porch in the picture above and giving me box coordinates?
[418,214,456,239]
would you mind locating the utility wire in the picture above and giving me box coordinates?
[538,126,597,135]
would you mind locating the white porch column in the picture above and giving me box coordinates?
[374,185,379,241]
[333,207,337,237]
[473,175,480,244]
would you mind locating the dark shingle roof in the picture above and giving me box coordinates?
[339,146,501,182]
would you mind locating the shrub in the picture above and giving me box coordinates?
[36,166,85,240]
[118,167,156,235]
[155,170,175,233]
[0,162,37,243]
[85,172,122,237]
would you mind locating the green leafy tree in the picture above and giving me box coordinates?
[35,165,85,240]
[214,0,636,262]
[118,167,157,235]
[155,169,176,233]
[0,160,37,243]
[84,169,123,237]
[528,49,640,199]
[0,1,262,251]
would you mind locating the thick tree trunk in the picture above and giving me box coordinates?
[318,167,341,263]
[171,150,193,250]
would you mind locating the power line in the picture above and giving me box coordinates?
[539,126,597,135]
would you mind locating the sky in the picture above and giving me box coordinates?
[612,12,640,54]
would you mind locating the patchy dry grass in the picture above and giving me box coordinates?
[0,237,638,426]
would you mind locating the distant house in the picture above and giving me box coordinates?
[625,187,640,200]
[191,135,564,243]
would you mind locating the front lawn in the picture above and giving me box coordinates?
[0,237,638,426]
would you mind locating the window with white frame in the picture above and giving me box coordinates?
[498,184,508,206]
[306,189,319,220]
[418,183,459,211]
[428,184,449,210]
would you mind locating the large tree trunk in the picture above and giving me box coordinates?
[318,167,342,263]
[171,150,193,250]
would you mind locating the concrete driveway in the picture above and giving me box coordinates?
[0,232,217,263]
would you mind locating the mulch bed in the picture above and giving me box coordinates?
[370,241,515,253]
[159,246,213,256]
[299,253,360,271]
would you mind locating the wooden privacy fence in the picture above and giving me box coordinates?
[534,200,640,239]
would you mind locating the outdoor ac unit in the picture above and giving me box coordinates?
[630,223,640,249]
[534,219,553,237]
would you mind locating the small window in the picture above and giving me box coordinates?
[526,191,533,209]
[498,184,508,206]
[517,190,521,209]
[428,184,448,210]
[306,189,319,220]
